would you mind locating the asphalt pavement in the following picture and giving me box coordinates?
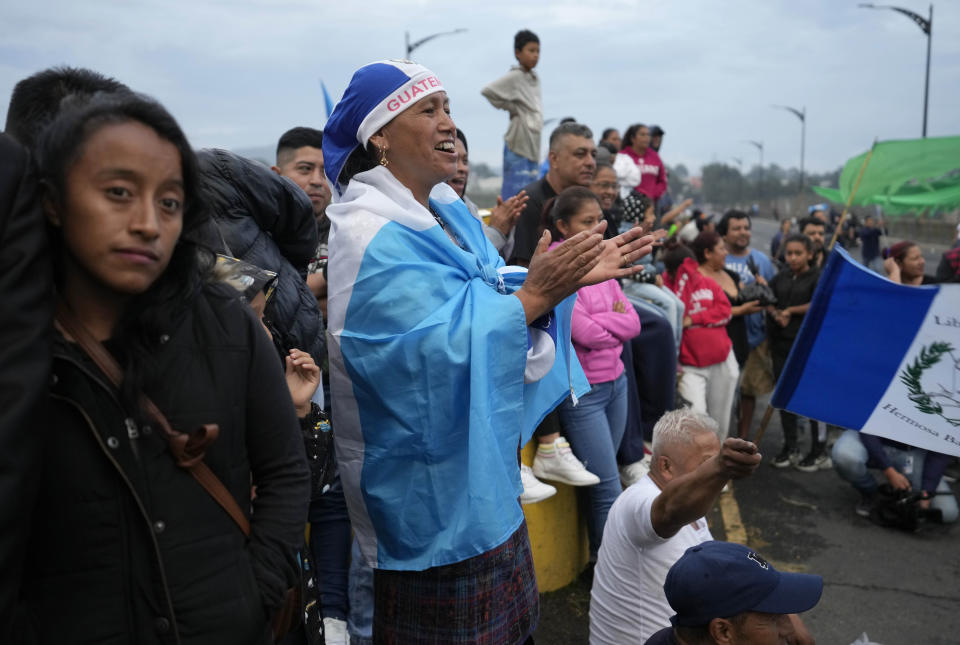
[728,406,960,645]
[750,216,949,272]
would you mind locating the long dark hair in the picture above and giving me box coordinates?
[541,186,600,240]
[338,142,379,187]
[662,238,695,278]
[37,92,214,415]
[691,231,721,264]
[622,123,646,152]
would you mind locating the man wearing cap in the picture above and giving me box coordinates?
[648,125,675,218]
[645,541,822,645]
[650,125,665,153]
[590,409,762,644]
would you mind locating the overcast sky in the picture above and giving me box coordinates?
[2,0,958,176]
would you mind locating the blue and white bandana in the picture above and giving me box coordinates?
[323,60,446,197]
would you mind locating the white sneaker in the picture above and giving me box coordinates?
[533,437,601,486]
[520,464,557,504]
[323,617,349,645]
[619,456,651,487]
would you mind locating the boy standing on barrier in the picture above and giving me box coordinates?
[482,29,543,200]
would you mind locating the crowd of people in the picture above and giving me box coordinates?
[1,26,958,645]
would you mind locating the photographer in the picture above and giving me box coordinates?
[832,431,958,524]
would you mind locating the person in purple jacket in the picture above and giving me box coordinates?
[544,186,643,555]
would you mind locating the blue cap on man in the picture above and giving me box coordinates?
[664,541,823,627]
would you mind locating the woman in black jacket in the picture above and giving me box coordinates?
[15,93,309,644]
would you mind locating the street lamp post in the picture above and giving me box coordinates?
[731,158,743,204]
[773,105,805,190]
[744,140,764,202]
[405,28,468,58]
[858,3,933,137]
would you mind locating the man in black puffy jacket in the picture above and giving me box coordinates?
[0,135,50,643]
[196,149,325,364]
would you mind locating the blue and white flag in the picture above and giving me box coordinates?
[326,166,589,571]
[772,247,960,457]
[320,80,335,120]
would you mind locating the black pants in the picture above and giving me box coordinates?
[771,341,819,452]
[618,306,677,464]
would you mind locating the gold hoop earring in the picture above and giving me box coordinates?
[378,145,389,167]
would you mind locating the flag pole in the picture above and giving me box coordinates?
[751,405,776,447]
[827,138,879,251]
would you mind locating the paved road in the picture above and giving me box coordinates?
[726,408,960,645]
[751,216,949,272]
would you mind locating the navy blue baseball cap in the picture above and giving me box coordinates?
[665,541,823,627]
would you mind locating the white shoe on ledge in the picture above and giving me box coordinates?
[533,437,601,487]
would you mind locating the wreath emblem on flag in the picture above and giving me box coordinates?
[900,342,960,427]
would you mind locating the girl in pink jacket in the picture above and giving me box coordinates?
[543,187,642,556]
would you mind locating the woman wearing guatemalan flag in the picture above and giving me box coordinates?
[321,60,655,644]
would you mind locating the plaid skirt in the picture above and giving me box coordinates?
[372,522,538,645]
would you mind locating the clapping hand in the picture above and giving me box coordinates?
[489,190,528,236]
[517,222,655,323]
[578,223,657,287]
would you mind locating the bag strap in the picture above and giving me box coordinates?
[55,301,251,537]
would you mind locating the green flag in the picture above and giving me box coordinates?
[812,136,960,214]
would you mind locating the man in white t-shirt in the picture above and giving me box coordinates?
[589,409,762,644]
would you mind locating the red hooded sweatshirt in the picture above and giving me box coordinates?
[663,257,732,367]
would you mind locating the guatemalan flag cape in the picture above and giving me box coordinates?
[772,246,960,458]
[326,165,590,571]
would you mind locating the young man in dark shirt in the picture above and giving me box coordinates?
[767,235,822,470]
[798,217,826,270]
[858,214,886,273]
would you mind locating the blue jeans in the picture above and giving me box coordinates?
[308,477,352,620]
[501,144,539,200]
[831,430,958,523]
[622,281,684,354]
[558,372,628,554]
[347,539,374,644]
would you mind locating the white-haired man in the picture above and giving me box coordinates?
[589,409,762,644]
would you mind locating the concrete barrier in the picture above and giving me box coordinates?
[520,441,590,592]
